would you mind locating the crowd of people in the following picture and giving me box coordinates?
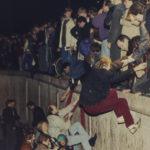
[1,0,150,149]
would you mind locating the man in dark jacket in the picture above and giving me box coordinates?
[27,101,46,127]
[2,99,20,150]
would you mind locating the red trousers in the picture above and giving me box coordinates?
[84,89,134,127]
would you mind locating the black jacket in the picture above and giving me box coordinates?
[2,107,20,126]
[71,23,91,46]
[32,106,46,127]
[79,68,135,106]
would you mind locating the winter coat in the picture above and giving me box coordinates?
[32,106,46,127]
[79,68,135,106]
[2,107,19,126]
[59,18,77,50]
[47,103,74,138]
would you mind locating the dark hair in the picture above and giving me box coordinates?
[117,34,130,42]
[37,134,50,144]
[6,99,15,106]
[90,42,101,52]
[23,129,34,141]
[104,0,112,7]
[47,105,53,116]
[27,101,35,107]
[129,1,145,15]
[88,7,98,16]
[128,36,140,56]
[61,62,70,71]
[77,16,87,23]
[145,8,150,35]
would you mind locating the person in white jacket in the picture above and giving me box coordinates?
[47,99,97,150]
[58,8,77,64]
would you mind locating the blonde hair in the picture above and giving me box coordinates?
[94,57,112,69]
[37,121,47,131]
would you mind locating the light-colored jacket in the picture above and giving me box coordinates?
[47,103,74,138]
[59,18,77,50]
[120,9,140,39]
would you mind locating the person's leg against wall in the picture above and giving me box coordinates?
[84,89,133,127]
[67,122,91,150]
[114,98,134,127]
[101,39,110,58]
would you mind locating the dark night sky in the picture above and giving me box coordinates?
[0,0,100,34]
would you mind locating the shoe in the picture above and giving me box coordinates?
[89,133,97,147]
[129,118,141,134]
[117,116,125,124]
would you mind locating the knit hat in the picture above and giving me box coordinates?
[57,134,67,142]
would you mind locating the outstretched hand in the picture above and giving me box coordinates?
[121,55,135,67]
[60,95,66,102]
[133,62,147,78]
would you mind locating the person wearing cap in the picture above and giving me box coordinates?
[57,134,72,150]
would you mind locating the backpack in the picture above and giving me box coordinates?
[78,38,93,57]
[104,6,115,30]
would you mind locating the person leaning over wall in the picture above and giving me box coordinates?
[122,3,150,65]
[79,57,147,134]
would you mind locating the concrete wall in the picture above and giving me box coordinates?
[0,71,150,150]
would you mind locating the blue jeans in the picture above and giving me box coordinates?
[101,39,110,58]
[66,122,91,150]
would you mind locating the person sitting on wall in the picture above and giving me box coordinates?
[79,57,147,134]
[27,101,46,127]
[47,99,97,150]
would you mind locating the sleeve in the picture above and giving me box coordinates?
[24,40,29,52]
[69,21,77,48]
[68,78,79,90]
[108,8,123,43]
[132,22,150,60]
[59,22,63,48]
[58,103,74,118]
[71,26,79,40]
[110,69,135,84]
[92,15,100,28]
